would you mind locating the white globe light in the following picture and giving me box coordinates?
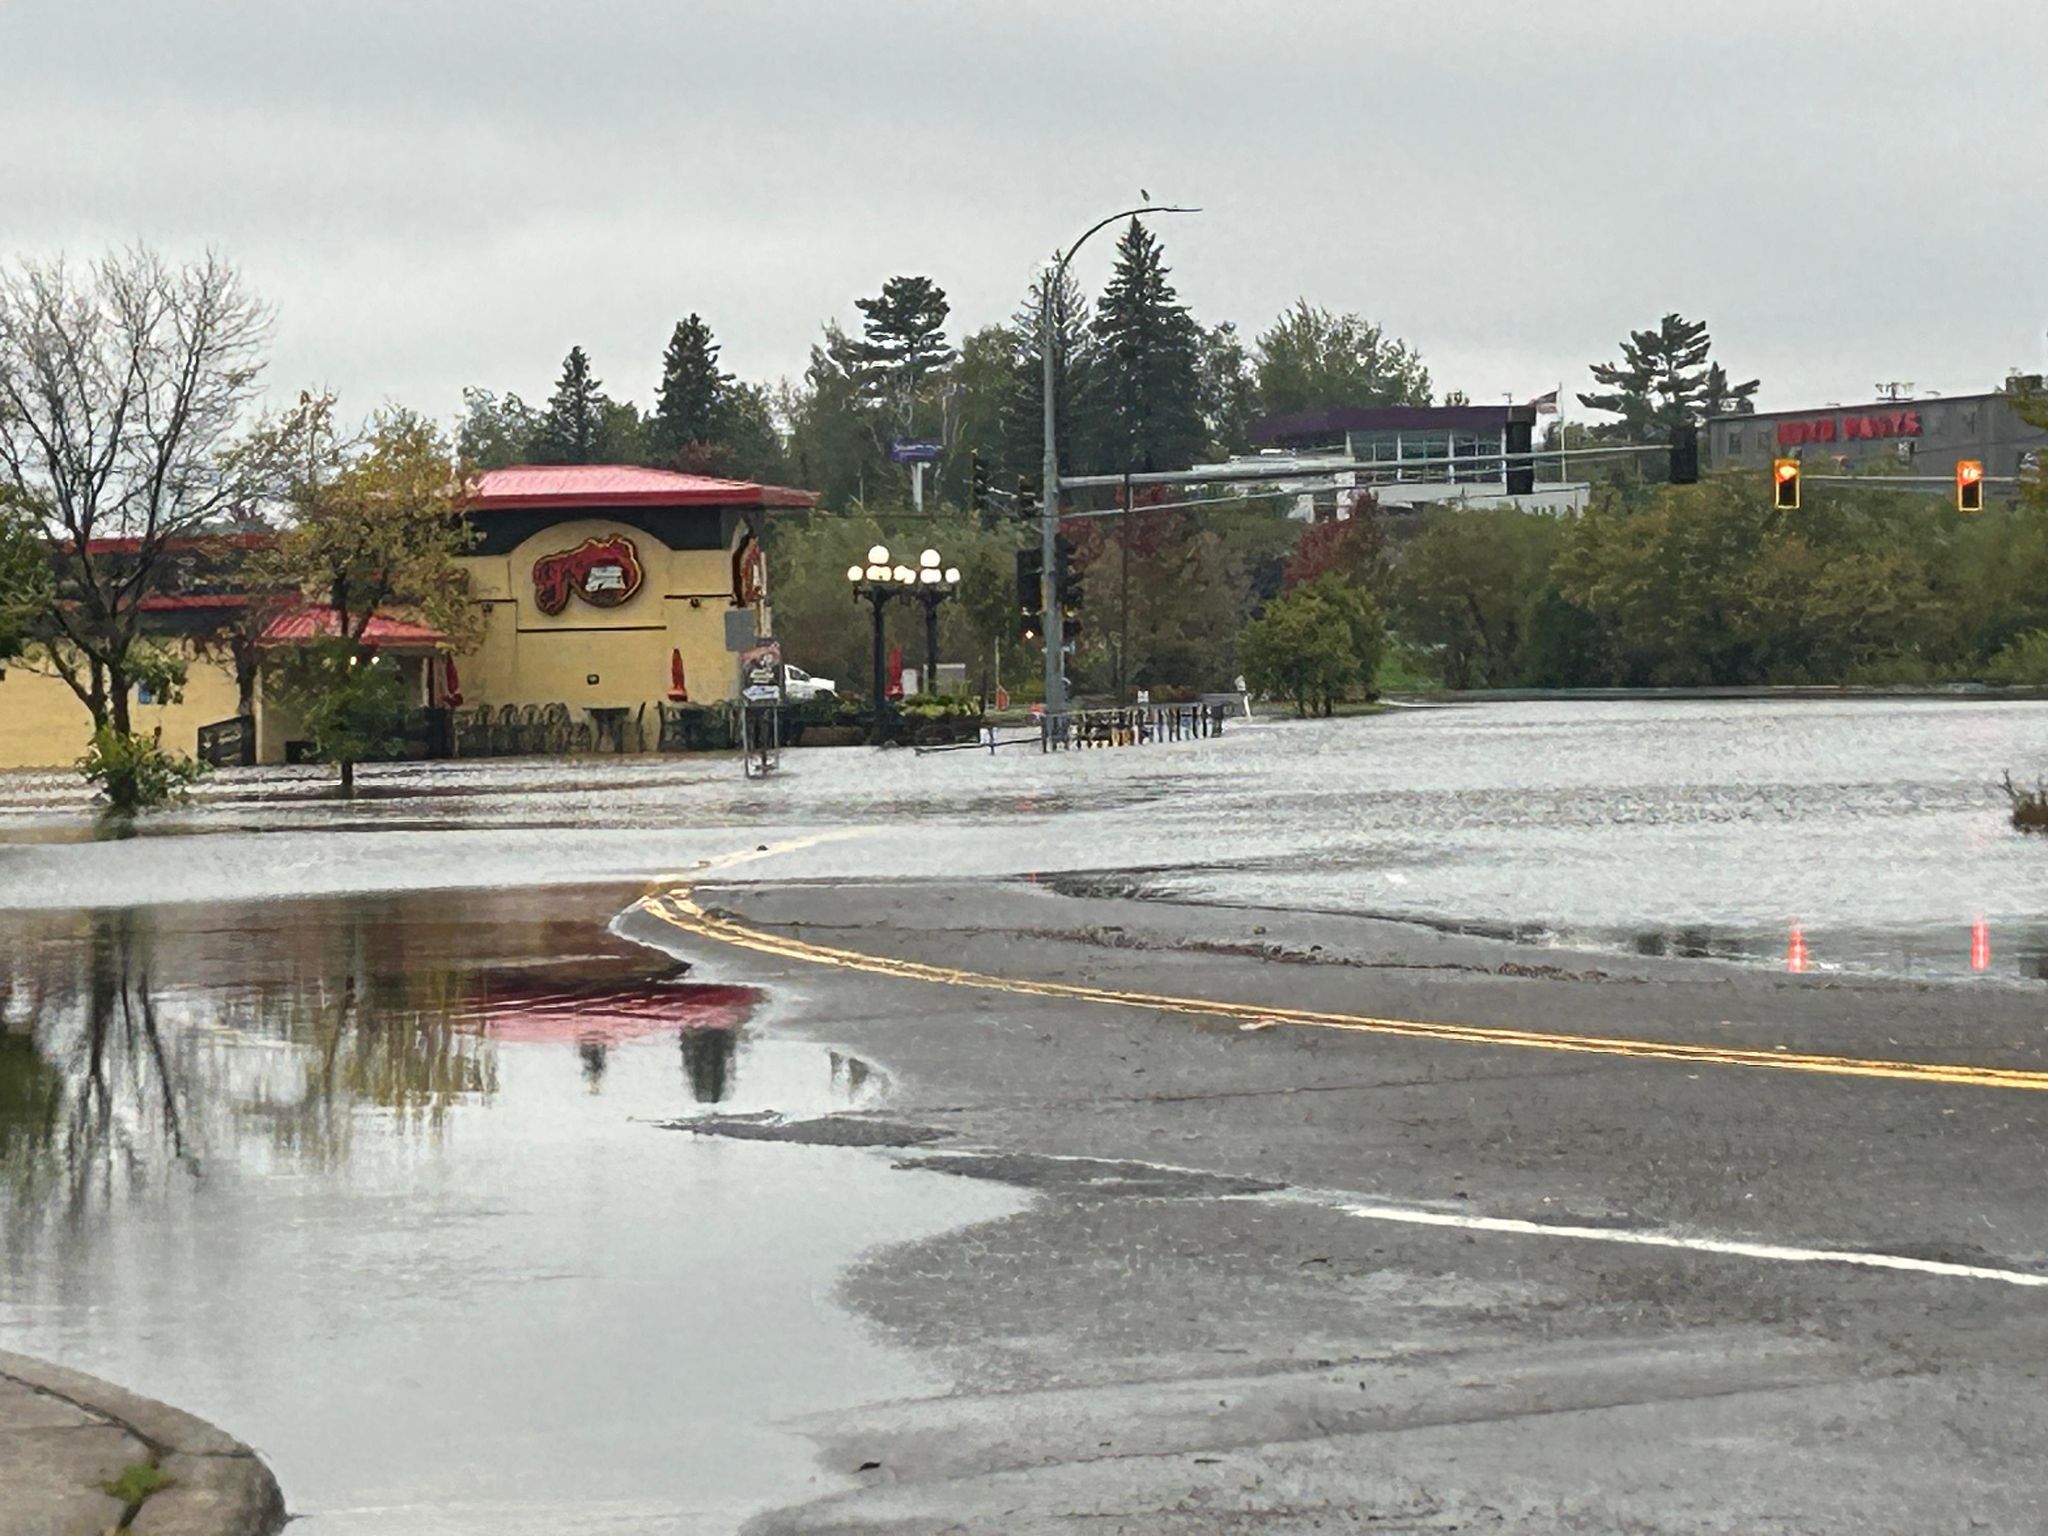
[944,567,961,584]
[920,568,941,584]
[845,564,863,581]
[867,544,890,565]
[892,564,914,584]
[866,564,888,580]
[919,548,940,568]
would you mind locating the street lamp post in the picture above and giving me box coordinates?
[1038,201,1199,717]
[846,544,960,744]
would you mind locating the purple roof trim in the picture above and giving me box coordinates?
[1249,404,1533,446]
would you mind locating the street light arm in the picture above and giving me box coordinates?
[1054,205,1202,276]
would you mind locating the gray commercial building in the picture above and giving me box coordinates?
[1708,378,2048,494]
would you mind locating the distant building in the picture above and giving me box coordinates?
[1708,378,2048,492]
[1233,404,1590,516]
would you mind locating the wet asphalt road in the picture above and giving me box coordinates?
[624,877,2048,1535]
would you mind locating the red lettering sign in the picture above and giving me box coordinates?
[1778,410,1922,447]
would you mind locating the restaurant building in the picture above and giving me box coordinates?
[0,464,817,770]
[1707,378,2048,491]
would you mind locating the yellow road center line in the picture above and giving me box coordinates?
[638,891,2048,1094]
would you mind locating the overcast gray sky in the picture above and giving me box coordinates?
[8,0,2045,426]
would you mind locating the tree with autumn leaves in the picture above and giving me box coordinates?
[255,397,482,793]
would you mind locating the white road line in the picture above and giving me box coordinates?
[1324,1200,2048,1288]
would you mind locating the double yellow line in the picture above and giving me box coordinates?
[639,891,2048,1094]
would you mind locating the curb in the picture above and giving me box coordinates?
[0,1350,285,1535]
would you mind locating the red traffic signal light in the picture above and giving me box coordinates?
[1956,459,1984,513]
[1771,458,1801,510]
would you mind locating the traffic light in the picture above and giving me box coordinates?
[1771,457,1801,511]
[1956,459,1985,513]
[1055,532,1082,641]
[1017,476,1039,521]
[969,452,991,523]
[1669,423,1699,485]
[1014,547,1042,641]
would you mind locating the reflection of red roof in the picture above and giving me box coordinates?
[259,604,449,649]
[458,980,760,1045]
[137,593,251,612]
[469,464,817,511]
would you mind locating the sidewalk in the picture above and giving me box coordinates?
[0,1351,283,1536]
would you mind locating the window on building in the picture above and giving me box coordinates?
[1401,433,1449,481]
[1727,429,1744,457]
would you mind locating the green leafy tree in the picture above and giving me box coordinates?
[1079,219,1207,474]
[1578,313,1757,442]
[649,314,734,460]
[456,388,540,469]
[941,325,1017,509]
[784,331,887,508]
[1241,586,1358,716]
[531,346,610,464]
[1197,321,1257,458]
[1389,507,1566,688]
[277,638,411,794]
[1252,302,1431,417]
[0,500,48,663]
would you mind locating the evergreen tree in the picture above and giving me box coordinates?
[531,346,609,463]
[1579,313,1757,441]
[830,275,957,430]
[651,314,734,458]
[1080,219,1206,474]
[1197,321,1257,458]
[1004,261,1087,480]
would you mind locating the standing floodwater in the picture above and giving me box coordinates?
[0,887,1018,1534]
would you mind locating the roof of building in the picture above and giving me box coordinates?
[259,604,449,650]
[467,464,818,511]
[1250,404,1534,447]
[1706,389,2018,425]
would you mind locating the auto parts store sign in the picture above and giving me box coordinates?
[1776,410,1921,447]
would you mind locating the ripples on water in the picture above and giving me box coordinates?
[4,698,2048,980]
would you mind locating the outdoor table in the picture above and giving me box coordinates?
[586,706,632,753]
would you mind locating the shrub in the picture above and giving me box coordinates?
[77,727,203,812]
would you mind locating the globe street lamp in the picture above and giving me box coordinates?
[846,544,960,743]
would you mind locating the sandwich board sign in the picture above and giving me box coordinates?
[738,639,785,704]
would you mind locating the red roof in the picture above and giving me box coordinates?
[137,593,252,612]
[259,604,449,650]
[467,464,817,511]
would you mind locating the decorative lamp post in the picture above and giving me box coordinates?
[846,544,958,743]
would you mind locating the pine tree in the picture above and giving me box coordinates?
[829,275,958,431]
[1080,219,1207,474]
[1004,261,1088,480]
[532,346,609,464]
[651,314,734,459]
[1579,314,1757,441]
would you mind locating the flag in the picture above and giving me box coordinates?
[1528,389,1559,415]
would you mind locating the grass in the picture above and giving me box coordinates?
[2002,772,2048,832]
[103,1461,172,1507]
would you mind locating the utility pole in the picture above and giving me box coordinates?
[1038,201,1199,715]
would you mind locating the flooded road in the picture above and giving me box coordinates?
[5,697,2047,982]
[0,888,1018,1533]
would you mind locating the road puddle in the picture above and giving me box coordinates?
[0,885,1017,1534]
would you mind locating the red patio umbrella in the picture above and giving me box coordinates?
[668,648,688,701]
[443,655,464,707]
[886,644,904,700]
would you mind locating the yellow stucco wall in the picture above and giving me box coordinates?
[0,648,244,771]
[453,518,757,727]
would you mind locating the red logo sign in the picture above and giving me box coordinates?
[1777,411,1921,448]
[533,535,644,615]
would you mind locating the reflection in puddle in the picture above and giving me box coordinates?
[0,887,988,1533]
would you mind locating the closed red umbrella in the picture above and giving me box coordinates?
[443,655,464,706]
[668,648,688,701]
[886,644,904,700]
